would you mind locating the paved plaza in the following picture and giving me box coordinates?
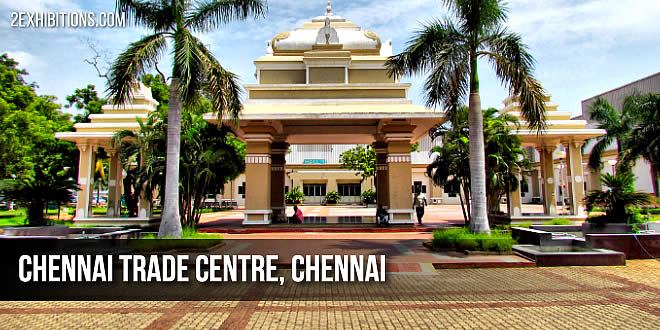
[1,260,658,329]
[198,204,568,231]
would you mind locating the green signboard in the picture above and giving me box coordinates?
[303,159,326,164]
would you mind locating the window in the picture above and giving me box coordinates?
[413,181,426,194]
[303,184,326,196]
[444,181,460,198]
[521,179,529,193]
[238,182,245,197]
[338,183,361,196]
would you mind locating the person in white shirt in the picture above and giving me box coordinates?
[413,191,427,224]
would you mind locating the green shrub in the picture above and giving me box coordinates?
[456,232,479,251]
[517,221,532,228]
[324,191,341,204]
[431,228,516,252]
[543,218,572,225]
[432,229,463,249]
[361,189,376,204]
[286,187,305,204]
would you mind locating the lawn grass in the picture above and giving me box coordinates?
[432,228,516,252]
[132,227,223,252]
[0,210,27,226]
[543,218,573,225]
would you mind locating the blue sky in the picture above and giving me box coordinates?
[1,0,659,118]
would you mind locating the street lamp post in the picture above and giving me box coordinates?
[607,159,618,175]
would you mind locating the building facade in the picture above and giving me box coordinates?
[580,72,660,194]
[56,3,606,225]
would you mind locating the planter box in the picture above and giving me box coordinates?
[582,223,633,234]
[586,233,660,259]
[514,245,625,266]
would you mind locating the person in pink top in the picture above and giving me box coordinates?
[290,205,304,224]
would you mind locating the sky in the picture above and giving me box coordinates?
[1,0,659,118]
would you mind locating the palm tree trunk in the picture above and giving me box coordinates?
[458,185,468,224]
[468,92,491,234]
[158,78,183,238]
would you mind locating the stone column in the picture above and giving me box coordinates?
[385,133,414,224]
[509,168,523,217]
[538,145,558,216]
[566,141,587,216]
[243,133,273,224]
[373,142,389,207]
[75,144,96,219]
[270,142,288,223]
[106,149,123,217]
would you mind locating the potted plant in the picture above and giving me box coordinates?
[584,173,652,233]
[361,189,376,206]
[324,191,341,206]
[286,187,305,206]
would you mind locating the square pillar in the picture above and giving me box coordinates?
[243,133,273,225]
[566,141,587,216]
[508,168,523,217]
[270,142,288,223]
[374,143,389,208]
[538,146,558,216]
[106,149,122,217]
[75,144,96,219]
[385,133,414,224]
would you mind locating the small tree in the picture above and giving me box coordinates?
[286,187,305,205]
[585,173,652,223]
[339,146,376,183]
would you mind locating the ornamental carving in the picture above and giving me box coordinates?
[364,30,381,49]
[271,31,291,51]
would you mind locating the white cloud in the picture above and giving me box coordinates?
[508,0,660,50]
[0,0,80,12]
[3,50,40,69]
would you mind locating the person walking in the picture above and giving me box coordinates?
[413,190,427,225]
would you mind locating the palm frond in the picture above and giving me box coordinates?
[173,30,205,107]
[588,97,617,124]
[442,0,508,34]
[587,135,612,170]
[195,39,243,124]
[186,0,266,32]
[107,33,167,105]
[115,0,174,31]
[386,19,466,78]
[387,19,470,114]
[481,28,546,131]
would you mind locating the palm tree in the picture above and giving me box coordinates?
[585,173,652,223]
[387,0,546,233]
[621,93,660,196]
[108,0,265,237]
[585,97,639,173]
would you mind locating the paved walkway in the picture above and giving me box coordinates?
[198,204,567,232]
[2,260,658,329]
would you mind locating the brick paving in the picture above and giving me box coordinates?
[1,260,658,329]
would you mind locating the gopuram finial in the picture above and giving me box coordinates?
[326,1,333,16]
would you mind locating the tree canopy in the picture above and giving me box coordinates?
[0,54,78,225]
